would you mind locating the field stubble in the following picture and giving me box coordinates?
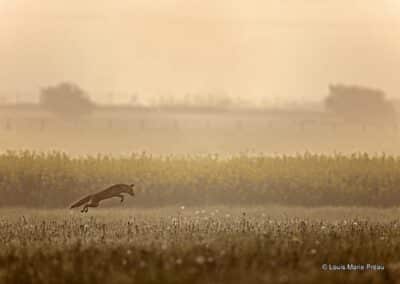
[1,206,400,284]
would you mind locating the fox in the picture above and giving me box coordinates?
[70,183,135,213]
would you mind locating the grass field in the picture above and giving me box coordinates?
[2,152,400,283]
[1,206,400,284]
[2,151,400,208]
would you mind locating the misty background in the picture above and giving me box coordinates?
[1,0,399,104]
[1,0,400,155]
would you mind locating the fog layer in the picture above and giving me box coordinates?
[1,0,399,103]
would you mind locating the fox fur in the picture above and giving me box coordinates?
[70,183,135,213]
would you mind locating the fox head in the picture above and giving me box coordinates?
[127,184,135,196]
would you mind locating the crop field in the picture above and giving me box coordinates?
[2,151,400,208]
[2,151,400,283]
[1,207,399,284]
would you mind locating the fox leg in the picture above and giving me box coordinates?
[81,201,99,213]
[81,204,89,213]
[113,194,124,203]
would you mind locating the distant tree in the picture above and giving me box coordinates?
[40,82,95,117]
[324,84,397,124]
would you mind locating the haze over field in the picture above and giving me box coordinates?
[1,0,400,103]
[3,3,400,283]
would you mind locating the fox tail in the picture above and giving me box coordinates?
[70,195,92,209]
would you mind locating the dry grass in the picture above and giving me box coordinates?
[1,206,399,284]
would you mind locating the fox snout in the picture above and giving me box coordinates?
[129,184,135,196]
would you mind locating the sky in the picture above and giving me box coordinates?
[1,0,399,104]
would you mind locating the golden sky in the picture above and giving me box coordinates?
[1,0,399,103]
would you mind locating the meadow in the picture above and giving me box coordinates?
[0,207,399,284]
[2,151,400,283]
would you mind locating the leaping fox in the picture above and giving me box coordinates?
[70,183,135,213]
